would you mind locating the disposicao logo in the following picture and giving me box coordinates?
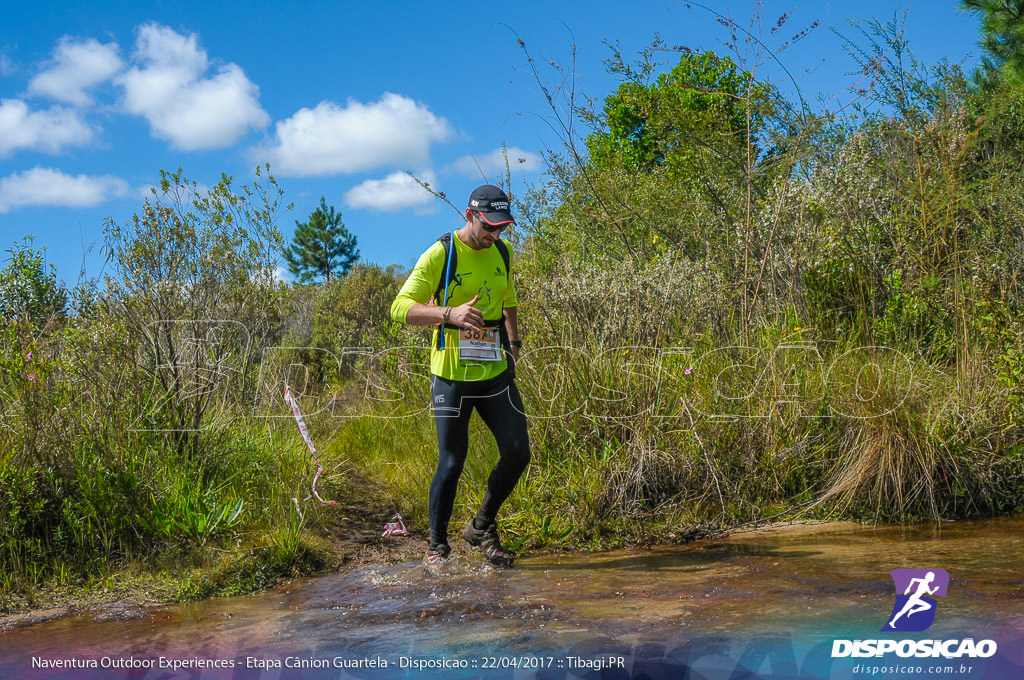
[831,567,998,660]
[882,568,949,632]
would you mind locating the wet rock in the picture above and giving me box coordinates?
[90,602,151,623]
[0,607,70,632]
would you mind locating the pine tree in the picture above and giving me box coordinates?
[962,0,1024,87]
[282,197,359,284]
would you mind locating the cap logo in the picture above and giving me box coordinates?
[470,199,480,207]
[491,201,509,210]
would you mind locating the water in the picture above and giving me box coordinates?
[2,518,1023,679]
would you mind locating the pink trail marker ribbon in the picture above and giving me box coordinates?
[381,514,409,537]
[284,385,337,506]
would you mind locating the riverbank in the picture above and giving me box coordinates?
[0,461,424,633]
[0,514,423,634]
[0,515,849,634]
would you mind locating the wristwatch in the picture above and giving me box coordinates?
[509,339,522,348]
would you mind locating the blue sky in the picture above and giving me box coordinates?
[0,1,982,287]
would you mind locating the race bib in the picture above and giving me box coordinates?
[458,327,501,361]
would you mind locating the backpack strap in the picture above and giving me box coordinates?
[435,232,456,349]
[434,232,456,306]
[494,238,511,284]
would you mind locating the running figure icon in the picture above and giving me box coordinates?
[887,571,940,629]
[882,568,949,632]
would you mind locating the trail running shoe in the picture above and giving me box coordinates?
[423,543,452,574]
[462,520,515,567]
[424,543,451,565]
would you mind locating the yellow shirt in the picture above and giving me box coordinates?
[390,231,518,381]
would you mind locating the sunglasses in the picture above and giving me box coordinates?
[475,212,511,233]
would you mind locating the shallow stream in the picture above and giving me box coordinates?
[2,518,1023,678]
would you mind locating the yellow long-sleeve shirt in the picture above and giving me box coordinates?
[390,231,518,382]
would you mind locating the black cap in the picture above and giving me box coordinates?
[468,184,516,226]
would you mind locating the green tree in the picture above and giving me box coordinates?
[103,166,286,457]
[539,47,779,272]
[0,236,68,325]
[311,263,401,364]
[587,49,762,173]
[282,197,359,284]
[962,0,1024,87]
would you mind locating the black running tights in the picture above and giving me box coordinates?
[428,370,530,546]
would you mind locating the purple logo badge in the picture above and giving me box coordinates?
[882,568,950,632]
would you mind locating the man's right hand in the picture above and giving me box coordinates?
[449,295,484,331]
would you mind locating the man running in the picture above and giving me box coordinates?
[389,184,530,568]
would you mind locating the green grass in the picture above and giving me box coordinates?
[320,310,1024,555]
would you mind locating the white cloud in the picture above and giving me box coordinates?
[345,171,439,213]
[117,23,268,150]
[28,37,123,106]
[0,166,128,212]
[133,23,206,72]
[259,93,453,177]
[448,146,543,178]
[0,99,94,157]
